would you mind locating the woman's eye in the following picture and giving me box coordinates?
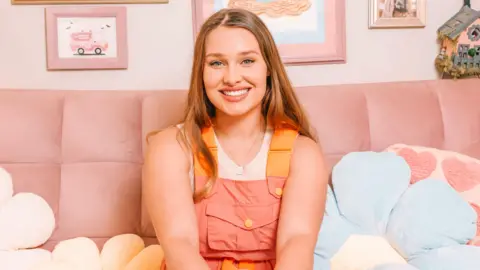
[242,59,254,65]
[209,61,223,67]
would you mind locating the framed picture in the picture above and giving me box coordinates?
[13,0,167,5]
[191,0,346,65]
[369,0,426,29]
[44,6,128,70]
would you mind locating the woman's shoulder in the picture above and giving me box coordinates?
[145,125,191,166]
[290,134,322,159]
[147,125,181,145]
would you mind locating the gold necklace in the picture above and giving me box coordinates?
[235,129,265,175]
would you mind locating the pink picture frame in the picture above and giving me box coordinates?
[191,0,346,65]
[45,6,128,71]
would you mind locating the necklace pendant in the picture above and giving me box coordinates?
[236,166,244,175]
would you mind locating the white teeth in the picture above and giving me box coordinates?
[223,89,248,96]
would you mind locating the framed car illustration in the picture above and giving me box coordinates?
[44,6,128,70]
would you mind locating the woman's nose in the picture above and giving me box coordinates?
[223,66,242,85]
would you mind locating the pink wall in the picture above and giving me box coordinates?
[0,0,479,90]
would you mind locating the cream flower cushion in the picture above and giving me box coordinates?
[385,144,480,246]
[0,249,51,270]
[1,167,165,270]
[0,167,55,270]
[0,193,56,250]
[32,234,165,270]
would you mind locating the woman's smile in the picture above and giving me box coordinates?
[219,87,252,102]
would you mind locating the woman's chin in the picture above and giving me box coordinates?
[216,102,261,118]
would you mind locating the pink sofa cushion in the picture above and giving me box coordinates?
[385,144,480,246]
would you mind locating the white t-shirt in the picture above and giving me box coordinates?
[176,124,274,189]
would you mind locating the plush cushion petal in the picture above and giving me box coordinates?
[330,234,407,270]
[315,215,360,259]
[386,179,477,259]
[331,151,411,234]
[0,249,51,270]
[101,234,145,270]
[33,261,75,270]
[0,193,55,250]
[369,263,420,270]
[124,244,165,270]
[313,255,330,270]
[408,245,480,270]
[325,185,340,216]
[52,237,102,270]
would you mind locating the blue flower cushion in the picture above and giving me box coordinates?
[386,179,480,269]
[313,151,480,270]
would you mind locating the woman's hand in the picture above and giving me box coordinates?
[274,135,329,270]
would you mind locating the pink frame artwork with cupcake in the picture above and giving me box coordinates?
[191,0,347,66]
[45,6,128,71]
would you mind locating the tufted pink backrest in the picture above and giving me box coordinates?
[0,79,479,250]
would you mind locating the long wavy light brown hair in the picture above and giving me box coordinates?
[156,8,317,202]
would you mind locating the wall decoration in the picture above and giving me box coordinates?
[13,0,167,5]
[191,0,346,65]
[435,3,480,79]
[369,0,426,29]
[45,6,128,71]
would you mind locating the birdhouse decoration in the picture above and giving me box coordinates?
[435,1,480,79]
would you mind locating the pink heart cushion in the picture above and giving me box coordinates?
[385,144,480,246]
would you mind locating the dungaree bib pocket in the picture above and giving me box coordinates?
[205,202,281,251]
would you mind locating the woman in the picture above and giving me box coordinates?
[143,8,328,270]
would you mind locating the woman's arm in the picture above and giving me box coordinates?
[275,135,329,270]
[143,127,209,270]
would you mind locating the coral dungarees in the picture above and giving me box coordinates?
[163,124,298,270]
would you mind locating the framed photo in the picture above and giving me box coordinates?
[369,0,426,29]
[191,0,347,65]
[45,6,128,70]
[13,0,167,5]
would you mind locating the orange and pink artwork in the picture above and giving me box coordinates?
[192,0,346,65]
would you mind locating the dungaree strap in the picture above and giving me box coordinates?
[266,128,299,178]
[193,126,217,177]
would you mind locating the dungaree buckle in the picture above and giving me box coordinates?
[221,259,255,270]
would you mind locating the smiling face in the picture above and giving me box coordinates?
[203,26,269,117]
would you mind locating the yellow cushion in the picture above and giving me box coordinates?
[101,234,145,270]
[125,244,165,270]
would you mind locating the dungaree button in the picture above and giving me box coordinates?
[244,219,253,228]
[275,188,283,196]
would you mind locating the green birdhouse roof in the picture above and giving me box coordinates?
[437,5,480,40]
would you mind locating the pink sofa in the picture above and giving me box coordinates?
[1,79,479,251]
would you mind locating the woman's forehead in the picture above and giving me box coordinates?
[205,27,261,56]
